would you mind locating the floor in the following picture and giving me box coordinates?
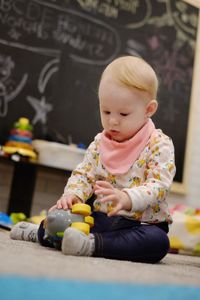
[0,230,200,286]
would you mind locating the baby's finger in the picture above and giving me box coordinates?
[95,188,113,196]
[72,198,82,205]
[107,204,122,217]
[67,197,75,209]
[48,205,57,212]
[93,183,104,192]
[56,199,63,209]
[60,198,69,210]
[100,194,114,203]
[95,181,113,188]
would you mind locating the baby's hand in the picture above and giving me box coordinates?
[49,194,82,211]
[94,181,132,216]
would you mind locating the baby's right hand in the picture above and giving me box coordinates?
[49,194,82,211]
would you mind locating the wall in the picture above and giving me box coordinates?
[168,99,200,207]
[168,13,200,206]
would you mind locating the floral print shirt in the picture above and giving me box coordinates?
[64,130,176,224]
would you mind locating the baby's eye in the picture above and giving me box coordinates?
[120,113,129,116]
[104,111,110,115]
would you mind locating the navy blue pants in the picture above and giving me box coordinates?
[91,212,169,263]
[38,211,169,263]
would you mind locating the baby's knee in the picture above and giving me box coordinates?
[151,230,170,263]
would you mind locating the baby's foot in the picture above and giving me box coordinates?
[61,227,95,256]
[10,222,39,242]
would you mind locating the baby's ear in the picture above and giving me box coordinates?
[146,100,158,117]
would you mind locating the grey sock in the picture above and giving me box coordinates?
[61,227,95,256]
[10,222,39,242]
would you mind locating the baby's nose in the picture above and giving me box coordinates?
[109,116,118,125]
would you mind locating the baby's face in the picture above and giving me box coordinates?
[99,75,149,142]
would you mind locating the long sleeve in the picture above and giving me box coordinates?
[63,136,100,202]
[122,131,176,222]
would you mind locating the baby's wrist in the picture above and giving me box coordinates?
[62,192,74,198]
[121,191,132,211]
[62,192,82,202]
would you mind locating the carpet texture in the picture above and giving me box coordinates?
[0,230,200,289]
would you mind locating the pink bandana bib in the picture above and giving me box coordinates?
[99,119,156,175]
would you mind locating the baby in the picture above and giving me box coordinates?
[11,56,176,263]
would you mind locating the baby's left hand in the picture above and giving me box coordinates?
[94,181,132,216]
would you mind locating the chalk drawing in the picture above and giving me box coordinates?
[168,0,198,37]
[0,0,120,65]
[147,0,197,49]
[75,0,152,28]
[27,95,53,125]
[0,39,60,58]
[125,39,146,56]
[27,58,59,125]
[0,53,28,117]
[38,58,59,93]
[126,0,152,28]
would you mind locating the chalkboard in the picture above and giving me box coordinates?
[0,0,199,192]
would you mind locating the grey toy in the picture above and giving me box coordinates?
[43,203,94,248]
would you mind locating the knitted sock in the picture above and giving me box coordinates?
[61,227,95,256]
[10,222,39,242]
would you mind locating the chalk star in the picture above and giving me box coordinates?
[8,28,21,40]
[27,95,53,125]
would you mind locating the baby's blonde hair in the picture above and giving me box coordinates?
[101,56,158,100]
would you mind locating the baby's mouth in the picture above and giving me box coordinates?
[107,130,120,138]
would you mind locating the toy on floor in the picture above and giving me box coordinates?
[0,212,13,230]
[169,204,200,256]
[2,117,37,161]
[43,203,94,248]
[10,211,47,225]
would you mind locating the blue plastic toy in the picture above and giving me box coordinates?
[0,212,13,230]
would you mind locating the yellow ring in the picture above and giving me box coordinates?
[71,203,91,216]
[71,222,90,235]
[85,216,94,227]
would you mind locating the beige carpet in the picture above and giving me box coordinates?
[0,230,200,286]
